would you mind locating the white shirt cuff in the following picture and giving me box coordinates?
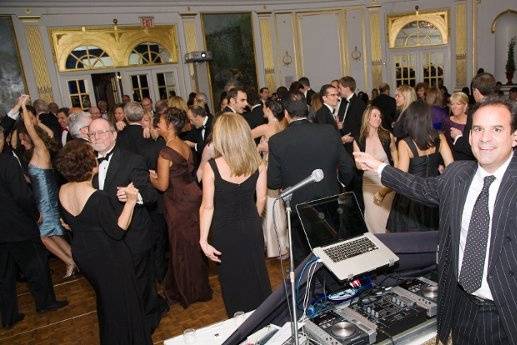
[453,134,463,145]
[7,109,19,120]
[137,192,143,205]
[376,163,388,177]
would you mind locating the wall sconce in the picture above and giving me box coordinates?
[351,46,362,61]
[282,51,293,66]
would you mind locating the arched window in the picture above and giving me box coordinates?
[65,46,113,70]
[129,42,171,65]
[394,20,444,48]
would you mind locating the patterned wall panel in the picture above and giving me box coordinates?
[25,24,53,102]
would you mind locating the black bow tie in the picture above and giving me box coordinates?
[97,150,114,164]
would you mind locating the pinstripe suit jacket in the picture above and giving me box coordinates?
[381,154,517,344]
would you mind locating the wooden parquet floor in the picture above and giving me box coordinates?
[0,257,286,345]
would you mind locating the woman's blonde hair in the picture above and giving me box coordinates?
[396,85,417,113]
[213,112,262,176]
[167,96,188,112]
[449,91,469,106]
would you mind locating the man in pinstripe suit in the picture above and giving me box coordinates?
[354,97,517,345]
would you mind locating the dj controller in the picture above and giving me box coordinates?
[301,275,438,345]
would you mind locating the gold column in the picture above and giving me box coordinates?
[258,12,276,92]
[456,2,467,88]
[181,13,199,91]
[472,0,478,77]
[292,13,303,78]
[338,10,350,77]
[23,21,53,102]
[368,7,383,89]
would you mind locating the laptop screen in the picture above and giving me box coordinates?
[296,192,368,249]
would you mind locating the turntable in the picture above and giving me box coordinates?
[304,308,376,345]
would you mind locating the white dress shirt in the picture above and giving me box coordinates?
[97,152,113,191]
[458,152,513,300]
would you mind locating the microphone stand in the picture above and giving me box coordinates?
[283,194,300,345]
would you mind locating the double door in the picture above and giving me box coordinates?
[390,48,449,90]
[59,66,179,109]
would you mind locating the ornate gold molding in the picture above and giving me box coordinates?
[368,8,382,89]
[25,25,53,102]
[49,25,179,72]
[258,14,276,91]
[455,2,467,87]
[491,9,517,33]
[387,10,448,48]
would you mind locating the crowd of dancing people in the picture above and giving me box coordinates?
[1,70,516,344]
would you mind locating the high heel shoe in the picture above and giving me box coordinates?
[64,263,77,278]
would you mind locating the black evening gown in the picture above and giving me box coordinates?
[208,159,272,316]
[386,138,441,232]
[62,191,151,345]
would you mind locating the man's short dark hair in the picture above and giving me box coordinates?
[283,91,308,118]
[509,86,517,94]
[259,87,269,94]
[226,87,246,101]
[299,77,310,87]
[378,83,390,93]
[476,95,517,132]
[319,84,336,97]
[188,104,208,118]
[338,76,357,92]
[471,73,497,97]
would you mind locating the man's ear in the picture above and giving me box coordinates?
[512,129,517,148]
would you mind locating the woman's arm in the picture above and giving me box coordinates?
[199,163,221,262]
[20,99,46,152]
[255,163,267,216]
[149,155,170,192]
[196,143,215,182]
[117,183,139,230]
[396,140,411,173]
[438,133,454,167]
[389,134,399,168]
[251,124,268,140]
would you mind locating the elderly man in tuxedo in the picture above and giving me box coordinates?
[88,118,166,334]
[268,91,355,265]
[354,97,517,345]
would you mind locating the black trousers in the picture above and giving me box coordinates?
[451,284,508,345]
[132,249,167,335]
[0,240,57,326]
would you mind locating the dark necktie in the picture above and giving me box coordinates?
[459,175,496,293]
[338,99,348,122]
[97,150,114,165]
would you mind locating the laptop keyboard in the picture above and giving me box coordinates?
[323,237,378,263]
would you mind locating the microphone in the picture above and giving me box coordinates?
[279,169,324,200]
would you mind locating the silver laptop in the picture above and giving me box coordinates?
[296,192,398,281]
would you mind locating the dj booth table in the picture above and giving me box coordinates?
[165,231,441,345]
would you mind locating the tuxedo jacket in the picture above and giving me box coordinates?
[116,124,164,170]
[187,115,213,162]
[38,112,61,142]
[244,104,266,130]
[381,156,517,344]
[338,94,366,140]
[267,119,355,207]
[372,94,397,130]
[313,105,337,130]
[0,152,39,243]
[93,147,158,255]
[1,115,16,138]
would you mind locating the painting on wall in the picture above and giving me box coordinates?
[203,13,257,108]
[0,16,27,115]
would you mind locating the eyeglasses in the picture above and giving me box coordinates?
[88,130,112,138]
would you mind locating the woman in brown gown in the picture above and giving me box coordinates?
[150,107,212,308]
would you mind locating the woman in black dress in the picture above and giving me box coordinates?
[199,113,271,316]
[57,140,151,345]
[386,102,454,232]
